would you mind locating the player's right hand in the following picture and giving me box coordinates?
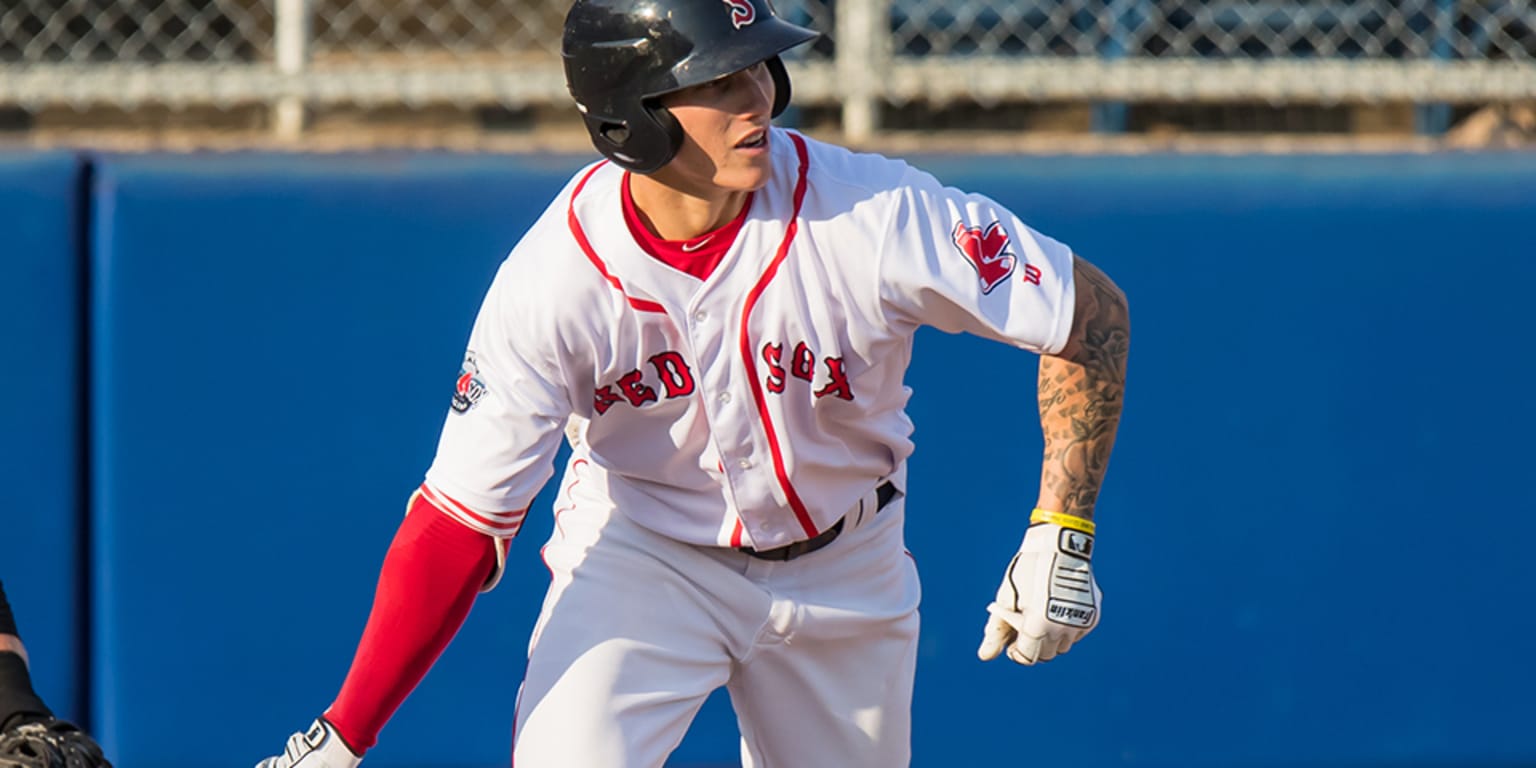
[254,718,361,768]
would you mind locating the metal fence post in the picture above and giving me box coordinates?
[1092,0,1138,133]
[274,0,311,139]
[837,0,888,143]
[1415,0,1455,135]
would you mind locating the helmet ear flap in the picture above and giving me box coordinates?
[643,101,687,171]
[577,57,791,173]
[588,100,684,174]
[767,55,792,118]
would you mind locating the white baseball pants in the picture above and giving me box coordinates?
[511,469,921,768]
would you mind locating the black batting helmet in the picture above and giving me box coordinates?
[562,0,819,173]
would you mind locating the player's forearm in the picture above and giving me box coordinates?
[1036,257,1129,521]
[324,505,498,753]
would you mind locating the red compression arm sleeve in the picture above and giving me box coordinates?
[322,494,502,753]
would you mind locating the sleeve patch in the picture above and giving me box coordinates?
[450,350,489,414]
[951,220,1017,294]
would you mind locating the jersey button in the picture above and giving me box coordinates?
[737,459,753,469]
[718,392,732,404]
[693,310,708,323]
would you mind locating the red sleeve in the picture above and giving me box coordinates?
[322,492,503,753]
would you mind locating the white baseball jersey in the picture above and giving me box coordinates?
[423,128,1075,550]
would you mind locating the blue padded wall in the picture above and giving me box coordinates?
[89,153,591,767]
[0,152,85,723]
[85,150,1536,768]
[902,152,1536,768]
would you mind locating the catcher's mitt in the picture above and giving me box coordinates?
[0,719,111,768]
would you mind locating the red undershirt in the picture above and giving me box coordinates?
[621,171,751,281]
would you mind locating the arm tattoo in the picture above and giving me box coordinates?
[1037,257,1129,520]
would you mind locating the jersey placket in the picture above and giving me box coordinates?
[684,255,819,549]
[567,139,817,551]
[598,195,783,548]
[693,136,814,550]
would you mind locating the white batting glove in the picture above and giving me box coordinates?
[254,718,361,768]
[977,516,1101,666]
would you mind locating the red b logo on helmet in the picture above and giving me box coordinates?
[723,0,756,28]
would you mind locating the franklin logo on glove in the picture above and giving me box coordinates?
[1047,602,1097,626]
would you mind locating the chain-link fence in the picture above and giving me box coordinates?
[1,0,1534,141]
[886,0,1536,59]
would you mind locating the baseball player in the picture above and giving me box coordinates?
[255,0,1129,765]
[0,580,113,768]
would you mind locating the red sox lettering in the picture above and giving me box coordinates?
[593,350,697,414]
[592,341,854,416]
[761,341,855,401]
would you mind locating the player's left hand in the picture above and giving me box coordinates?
[977,520,1101,666]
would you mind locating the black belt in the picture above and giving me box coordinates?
[738,481,899,562]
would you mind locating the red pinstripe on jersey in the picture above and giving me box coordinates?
[419,482,525,537]
[739,132,816,538]
[568,162,667,314]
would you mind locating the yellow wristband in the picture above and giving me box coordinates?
[1030,509,1096,535]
